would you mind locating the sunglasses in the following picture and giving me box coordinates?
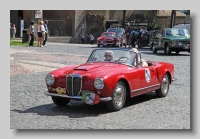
[104,55,111,57]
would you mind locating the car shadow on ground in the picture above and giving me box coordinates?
[11,92,159,118]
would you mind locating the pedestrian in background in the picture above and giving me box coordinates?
[88,33,94,44]
[42,20,48,47]
[130,28,138,48]
[10,23,12,38]
[37,20,45,47]
[29,21,35,46]
[12,24,16,38]
[125,27,131,47]
[80,32,86,44]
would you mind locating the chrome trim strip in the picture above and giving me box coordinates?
[44,91,112,102]
[131,84,160,93]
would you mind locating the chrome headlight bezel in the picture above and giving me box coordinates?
[45,74,55,86]
[94,78,104,90]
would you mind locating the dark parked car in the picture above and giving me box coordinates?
[150,28,190,54]
[106,28,125,46]
[148,30,158,50]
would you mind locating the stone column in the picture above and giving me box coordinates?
[70,10,87,43]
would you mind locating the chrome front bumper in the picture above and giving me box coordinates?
[44,91,112,102]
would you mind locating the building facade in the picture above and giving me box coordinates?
[10,10,188,43]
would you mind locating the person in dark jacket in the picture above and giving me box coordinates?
[43,20,48,47]
[29,21,35,46]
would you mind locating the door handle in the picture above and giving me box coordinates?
[151,69,155,72]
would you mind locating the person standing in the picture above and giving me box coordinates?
[29,21,35,46]
[125,27,131,47]
[42,20,48,47]
[140,26,146,37]
[130,28,138,48]
[80,32,86,44]
[12,24,16,38]
[37,20,45,47]
[88,33,94,44]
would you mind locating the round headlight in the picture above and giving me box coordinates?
[94,78,104,90]
[45,74,55,86]
[97,38,99,40]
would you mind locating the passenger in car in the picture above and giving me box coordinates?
[130,48,148,67]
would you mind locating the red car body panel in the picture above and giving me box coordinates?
[46,61,174,99]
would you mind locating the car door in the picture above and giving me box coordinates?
[154,30,165,50]
[133,54,157,95]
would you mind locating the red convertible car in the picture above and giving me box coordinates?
[97,32,121,47]
[44,48,175,111]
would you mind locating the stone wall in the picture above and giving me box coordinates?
[10,10,19,37]
[70,10,87,43]
[86,12,105,43]
[126,10,155,22]
[156,17,187,28]
[43,10,73,36]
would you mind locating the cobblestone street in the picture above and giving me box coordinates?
[10,43,190,129]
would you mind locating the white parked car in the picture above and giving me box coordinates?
[173,23,190,34]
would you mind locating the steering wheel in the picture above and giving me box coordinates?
[118,57,131,63]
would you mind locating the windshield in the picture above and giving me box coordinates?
[101,33,115,37]
[87,49,137,66]
[165,28,190,36]
[107,28,122,33]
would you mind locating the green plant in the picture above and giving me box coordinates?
[10,40,37,47]
[147,20,162,31]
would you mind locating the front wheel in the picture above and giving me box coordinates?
[138,42,141,48]
[152,45,157,53]
[176,51,180,54]
[165,45,171,55]
[150,43,153,51]
[156,73,170,97]
[52,96,70,106]
[106,81,127,111]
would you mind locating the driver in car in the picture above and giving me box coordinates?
[104,50,114,61]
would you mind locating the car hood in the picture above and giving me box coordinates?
[51,62,132,79]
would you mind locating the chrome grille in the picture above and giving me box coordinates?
[181,41,190,44]
[66,74,82,96]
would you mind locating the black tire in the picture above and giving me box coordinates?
[52,96,70,106]
[152,45,157,53]
[176,51,180,54]
[150,43,153,51]
[156,73,170,97]
[106,81,126,111]
[165,44,171,55]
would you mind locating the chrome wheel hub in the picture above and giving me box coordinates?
[113,85,125,107]
[161,75,169,94]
